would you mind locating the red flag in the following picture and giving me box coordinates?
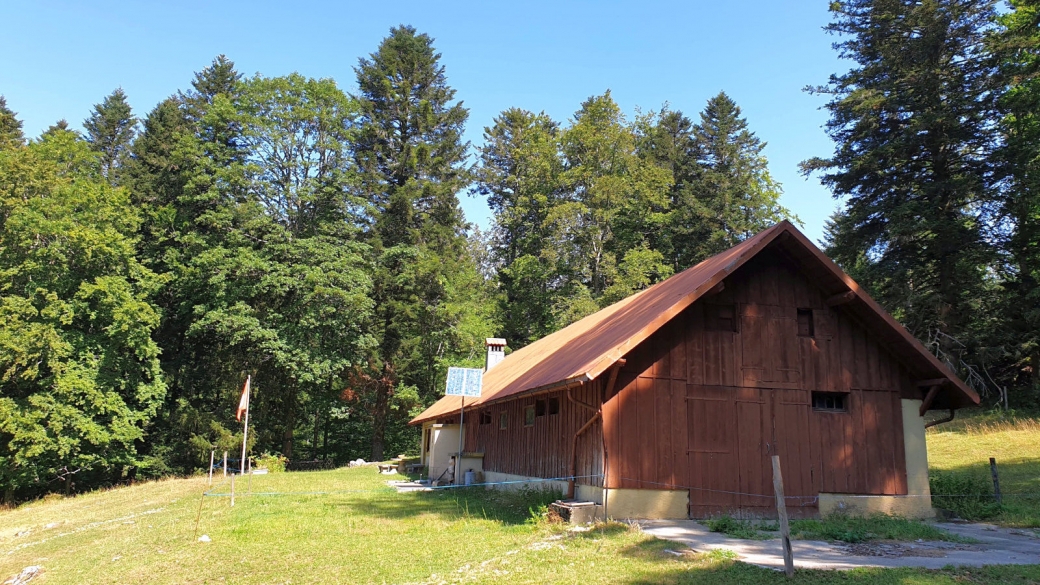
[236,376,250,421]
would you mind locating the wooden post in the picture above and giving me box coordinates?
[223,451,228,478]
[771,455,794,578]
[240,374,250,476]
[208,450,214,486]
[990,457,1002,505]
[456,395,465,485]
[230,473,235,507]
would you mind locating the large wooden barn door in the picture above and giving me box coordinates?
[687,386,818,517]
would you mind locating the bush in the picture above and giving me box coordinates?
[704,515,763,539]
[930,470,1002,520]
[254,453,288,473]
[790,513,968,543]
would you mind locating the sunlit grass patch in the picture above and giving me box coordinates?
[928,410,1040,527]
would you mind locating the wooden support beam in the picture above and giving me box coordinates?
[704,281,725,296]
[825,291,856,306]
[919,384,941,417]
[924,409,956,429]
[916,378,949,388]
[569,358,626,498]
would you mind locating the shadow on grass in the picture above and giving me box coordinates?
[931,460,1040,527]
[316,484,563,526]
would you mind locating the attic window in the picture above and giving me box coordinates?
[797,308,815,337]
[480,411,491,425]
[812,391,847,413]
[535,399,547,417]
[548,397,560,415]
[499,412,508,430]
[524,405,536,426]
[706,304,738,332]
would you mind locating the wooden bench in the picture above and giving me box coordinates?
[377,463,396,473]
[405,463,426,474]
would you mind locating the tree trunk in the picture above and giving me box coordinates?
[371,379,390,462]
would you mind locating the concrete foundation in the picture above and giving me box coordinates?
[819,399,935,519]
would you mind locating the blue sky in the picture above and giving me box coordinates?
[2,1,846,243]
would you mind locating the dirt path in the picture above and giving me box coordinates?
[638,520,1040,570]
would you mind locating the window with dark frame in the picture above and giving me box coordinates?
[524,405,536,426]
[535,399,547,417]
[480,410,491,425]
[812,391,847,412]
[499,412,508,430]
[706,304,738,332]
[548,397,560,415]
[797,308,815,337]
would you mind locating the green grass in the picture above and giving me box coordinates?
[705,513,969,544]
[789,514,973,544]
[927,411,1040,527]
[704,515,778,539]
[1,467,1038,584]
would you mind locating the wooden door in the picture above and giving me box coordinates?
[686,385,738,517]
[735,388,774,510]
[772,389,818,510]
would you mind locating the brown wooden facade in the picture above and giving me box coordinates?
[446,248,921,516]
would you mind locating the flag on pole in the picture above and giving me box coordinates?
[236,376,250,421]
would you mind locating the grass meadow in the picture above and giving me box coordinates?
[0,410,1037,584]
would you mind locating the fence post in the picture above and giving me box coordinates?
[989,457,1002,505]
[208,450,214,486]
[771,455,794,578]
[223,451,228,478]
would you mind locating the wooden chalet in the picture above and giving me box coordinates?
[411,221,979,519]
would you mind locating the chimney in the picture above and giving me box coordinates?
[485,338,506,372]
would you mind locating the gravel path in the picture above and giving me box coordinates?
[637,519,1040,570]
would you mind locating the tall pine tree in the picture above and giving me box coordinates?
[0,96,24,150]
[992,0,1040,398]
[804,0,1000,349]
[353,26,489,460]
[84,88,137,184]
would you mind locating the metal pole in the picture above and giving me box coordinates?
[208,450,214,486]
[240,375,250,476]
[456,395,465,485]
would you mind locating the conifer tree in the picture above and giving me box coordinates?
[804,0,999,345]
[353,26,487,460]
[992,0,1040,396]
[84,88,137,184]
[0,96,24,150]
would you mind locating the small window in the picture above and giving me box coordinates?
[706,304,738,332]
[535,399,547,417]
[812,391,847,412]
[524,405,536,426]
[480,411,491,425]
[797,308,815,337]
[499,412,508,430]
[548,397,560,415]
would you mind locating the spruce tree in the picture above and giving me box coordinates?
[353,26,483,460]
[992,0,1040,397]
[0,96,24,150]
[804,0,999,345]
[84,88,137,184]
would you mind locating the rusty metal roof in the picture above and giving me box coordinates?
[410,221,979,424]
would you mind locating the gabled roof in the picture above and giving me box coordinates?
[410,221,979,425]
